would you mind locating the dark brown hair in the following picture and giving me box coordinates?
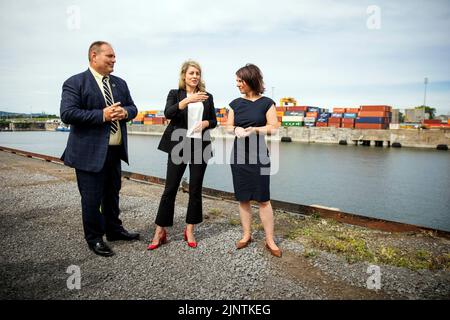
[88,41,112,61]
[236,63,265,94]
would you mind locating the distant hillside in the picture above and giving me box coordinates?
[0,111,57,118]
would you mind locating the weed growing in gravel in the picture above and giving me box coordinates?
[277,213,450,271]
[229,218,240,226]
[208,208,222,217]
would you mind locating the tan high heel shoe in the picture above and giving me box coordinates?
[236,237,252,249]
[265,242,282,257]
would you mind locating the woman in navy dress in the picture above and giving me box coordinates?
[227,64,281,257]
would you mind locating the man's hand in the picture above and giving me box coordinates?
[103,103,120,122]
[104,102,127,122]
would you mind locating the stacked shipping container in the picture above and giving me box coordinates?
[355,105,392,129]
[133,110,167,125]
[215,108,228,126]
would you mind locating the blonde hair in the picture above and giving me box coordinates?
[178,60,206,92]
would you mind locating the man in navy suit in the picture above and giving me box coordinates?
[60,41,139,257]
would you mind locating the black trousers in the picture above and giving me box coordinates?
[75,146,124,245]
[155,154,208,227]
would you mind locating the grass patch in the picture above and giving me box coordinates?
[228,218,241,226]
[283,214,449,271]
[208,208,222,217]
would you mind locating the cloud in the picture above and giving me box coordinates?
[0,0,449,115]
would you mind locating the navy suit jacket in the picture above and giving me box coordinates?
[60,69,138,172]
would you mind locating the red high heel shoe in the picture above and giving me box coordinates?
[147,229,167,250]
[184,228,197,248]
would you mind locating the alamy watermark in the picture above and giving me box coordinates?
[168,128,280,176]
[366,264,381,290]
[367,5,381,30]
[66,265,81,290]
[66,5,81,31]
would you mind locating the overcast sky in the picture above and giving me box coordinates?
[1,0,449,115]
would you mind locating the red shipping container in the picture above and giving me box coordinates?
[342,118,355,124]
[341,122,354,128]
[355,123,388,129]
[286,106,308,112]
[346,108,360,113]
[423,119,442,124]
[328,122,341,128]
[306,112,318,118]
[276,107,287,112]
[316,122,328,127]
[358,111,391,117]
[359,105,392,112]
[333,108,346,113]
[328,118,342,123]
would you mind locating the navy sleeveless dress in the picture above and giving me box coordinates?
[229,96,275,202]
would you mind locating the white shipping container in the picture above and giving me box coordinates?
[282,116,304,122]
[304,117,316,122]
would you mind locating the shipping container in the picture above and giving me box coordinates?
[341,123,354,128]
[356,117,389,124]
[359,105,392,112]
[346,108,360,113]
[342,118,355,124]
[304,117,316,123]
[316,122,328,127]
[282,116,304,122]
[286,106,308,112]
[358,111,391,117]
[422,119,442,124]
[332,108,346,113]
[306,112,319,118]
[281,121,303,127]
[284,111,305,116]
[307,107,320,113]
[327,122,340,128]
[343,113,358,118]
[355,123,388,129]
[331,113,343,118]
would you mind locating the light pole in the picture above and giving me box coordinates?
[423,77,428,107]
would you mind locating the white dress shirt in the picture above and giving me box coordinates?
[186,94,204,139]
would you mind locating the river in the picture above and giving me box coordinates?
[1,131,449,232]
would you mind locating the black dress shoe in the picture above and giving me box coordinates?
[88,241,115,257]
[106,230,140,241]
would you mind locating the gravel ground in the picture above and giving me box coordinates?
[0,151,449,300]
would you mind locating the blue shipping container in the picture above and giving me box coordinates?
[356,117,389,124]
[344,113,358,118]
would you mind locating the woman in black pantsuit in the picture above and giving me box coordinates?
[227,64,282,257]
[147,60,217,250]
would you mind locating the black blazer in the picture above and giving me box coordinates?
[158,89,217,158]
[60,69,138,172]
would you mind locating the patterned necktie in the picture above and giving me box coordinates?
[102,76,119,134]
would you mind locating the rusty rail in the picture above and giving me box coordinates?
[1,145,449,238]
